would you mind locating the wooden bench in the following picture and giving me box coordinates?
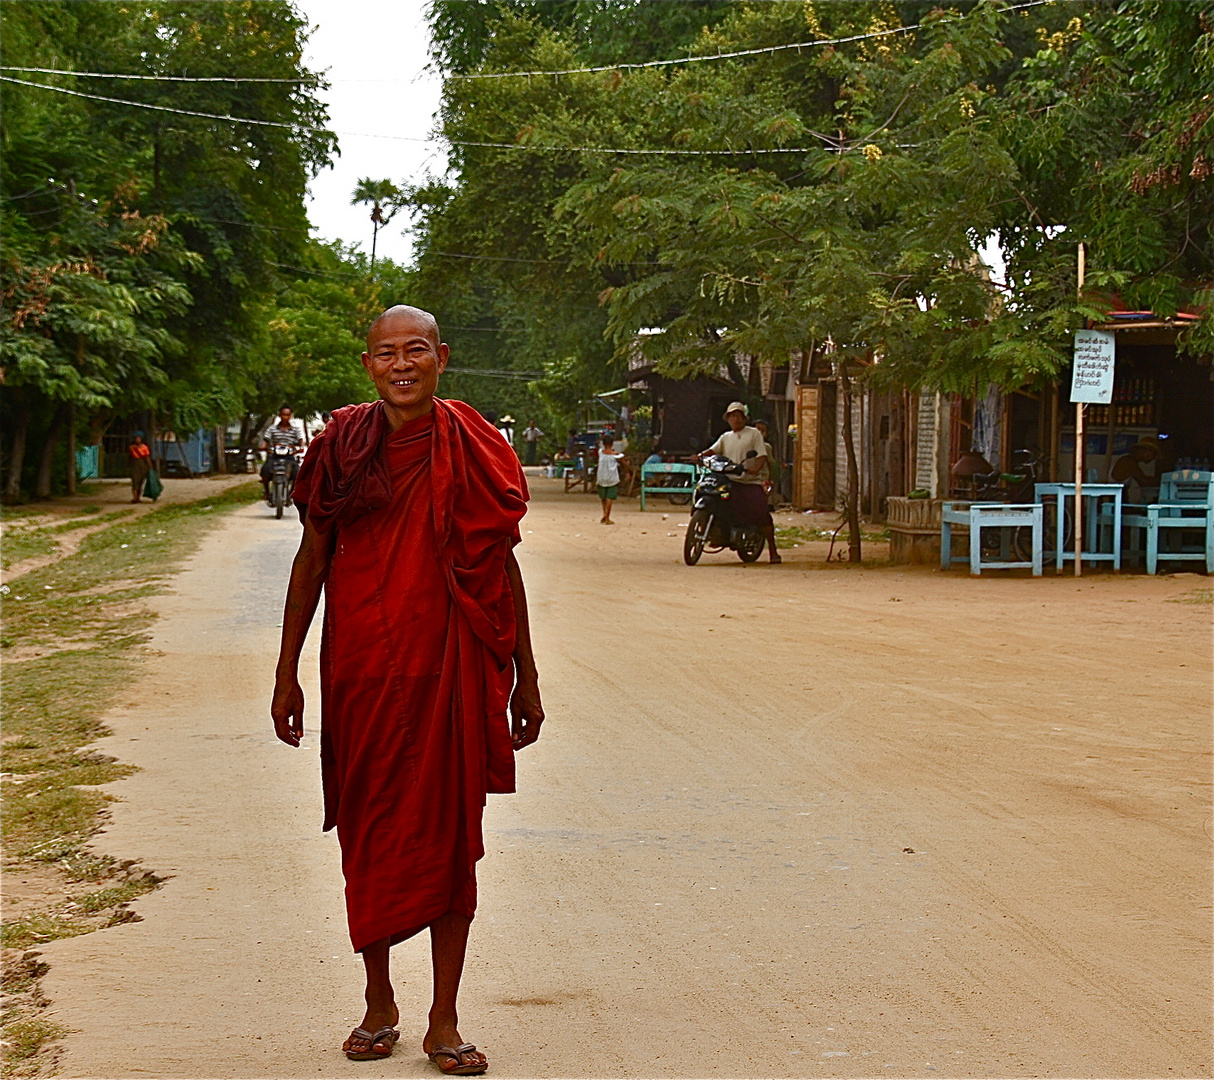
[562,456,596,494]
[639,462,699,511]
[941,501,1043,576]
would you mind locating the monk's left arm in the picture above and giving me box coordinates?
[505,549,544,749]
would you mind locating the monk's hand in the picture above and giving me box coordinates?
[510,673,544,749]
[271,673,305,747]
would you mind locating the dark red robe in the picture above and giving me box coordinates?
[292,399,528,952]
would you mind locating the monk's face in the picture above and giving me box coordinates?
[362,312,449,421]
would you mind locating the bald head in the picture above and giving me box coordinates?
[367,305,441,349]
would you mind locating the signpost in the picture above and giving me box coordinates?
[1070,326,1116,576]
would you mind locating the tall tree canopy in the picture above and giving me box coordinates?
[406,0,1213,426]
[1,0,344,496]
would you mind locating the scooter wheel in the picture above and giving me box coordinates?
[737,530,763,562]
[684,509,709,566]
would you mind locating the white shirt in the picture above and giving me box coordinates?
[522,425,544,442]
[707,426,767,484]
[597,450,623,486]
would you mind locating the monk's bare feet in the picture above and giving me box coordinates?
[424,1015,487,1075]
[343,1002,399,1058]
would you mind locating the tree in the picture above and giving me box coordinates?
[351,178,401,266]
[1,1,336,498]
[414,0,1213,557]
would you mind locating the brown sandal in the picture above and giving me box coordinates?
[427,1042,488,1075]
[344,1026,399,1060]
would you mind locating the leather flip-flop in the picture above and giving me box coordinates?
[345,1026,400,1060]
[427,1042,488,1075]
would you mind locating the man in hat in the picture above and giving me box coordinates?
[271,305,544,1073]
[1112,437,1166,502]
[700,402,781,563]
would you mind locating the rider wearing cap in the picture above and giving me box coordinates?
[699,402,781,564]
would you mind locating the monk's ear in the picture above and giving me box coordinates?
[360,351,373,377]
[436,342,450,372]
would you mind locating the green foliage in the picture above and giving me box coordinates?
[1,1,337,496]
[410,0,1213,418]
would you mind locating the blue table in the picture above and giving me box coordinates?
[941,502,1043,576]
[1034,482,1123,573]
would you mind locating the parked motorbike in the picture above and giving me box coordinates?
[683,452,765,565]
[268,444,297,519]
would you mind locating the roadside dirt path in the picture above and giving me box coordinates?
[1,476,255,583]
[40,478,1212,1078]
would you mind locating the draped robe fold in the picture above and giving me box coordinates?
[292,399,528,952]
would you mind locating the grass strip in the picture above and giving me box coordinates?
[775,523,891,548]
[1,481,261,1076]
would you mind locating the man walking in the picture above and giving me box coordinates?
[521,420,544,465]
[271,305,544,1073]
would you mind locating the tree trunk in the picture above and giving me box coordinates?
[215,425,227,474]
[34,403,68,499]
[840,366,863,563]
[4,402,28,503]
[66,402,77,495]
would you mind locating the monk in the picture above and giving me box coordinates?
[271,305,544,1074]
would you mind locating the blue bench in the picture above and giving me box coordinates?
[640,462,699,511]
[1103,470,1214,574]
[941,501,1044,576]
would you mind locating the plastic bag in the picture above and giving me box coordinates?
[144,469,163,501]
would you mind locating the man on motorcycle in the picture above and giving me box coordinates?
[260,405,305,503]
[699,402,781,563]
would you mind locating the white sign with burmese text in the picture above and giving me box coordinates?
[1070,330,1116,404]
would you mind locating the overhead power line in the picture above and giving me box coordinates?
[445,368,543,379]
[0,74,308,130]
[446,0,1050,80]
[0,65,310,83]
[0,74,839,154]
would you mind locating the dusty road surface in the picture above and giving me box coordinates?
[40,477,1212,1079]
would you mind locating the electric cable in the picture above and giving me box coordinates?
[445,0,1050,79]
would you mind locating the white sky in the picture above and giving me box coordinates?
[297,0,446,265]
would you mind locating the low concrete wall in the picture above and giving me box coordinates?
[887,496,944,564]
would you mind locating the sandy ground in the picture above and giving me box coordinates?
[37,476,1212,1079]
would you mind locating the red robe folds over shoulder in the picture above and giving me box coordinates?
[292,399,527,952]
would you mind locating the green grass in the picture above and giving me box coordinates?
[775,523,891,548]
[2,530,57,570]
[1168,587,1213,604]
[1,1019,68,1072]
[45,509,134,534]
[1,480,261,1073]
[0,878,157,950]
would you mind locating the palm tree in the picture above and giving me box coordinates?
[351,178,400,267]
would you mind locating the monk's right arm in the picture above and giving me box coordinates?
[271,519,335,747]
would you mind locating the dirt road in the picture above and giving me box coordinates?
[39,478,1212,1078]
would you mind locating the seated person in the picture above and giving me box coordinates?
[1111,439,1165,502]
[260,405,304,501]
[698,402,780,564]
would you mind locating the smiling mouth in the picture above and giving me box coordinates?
[389,379,417,387]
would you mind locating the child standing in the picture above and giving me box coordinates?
[596,435,625,524]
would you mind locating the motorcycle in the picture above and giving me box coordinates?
[268,444,297,519]
[683,452,766,565]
